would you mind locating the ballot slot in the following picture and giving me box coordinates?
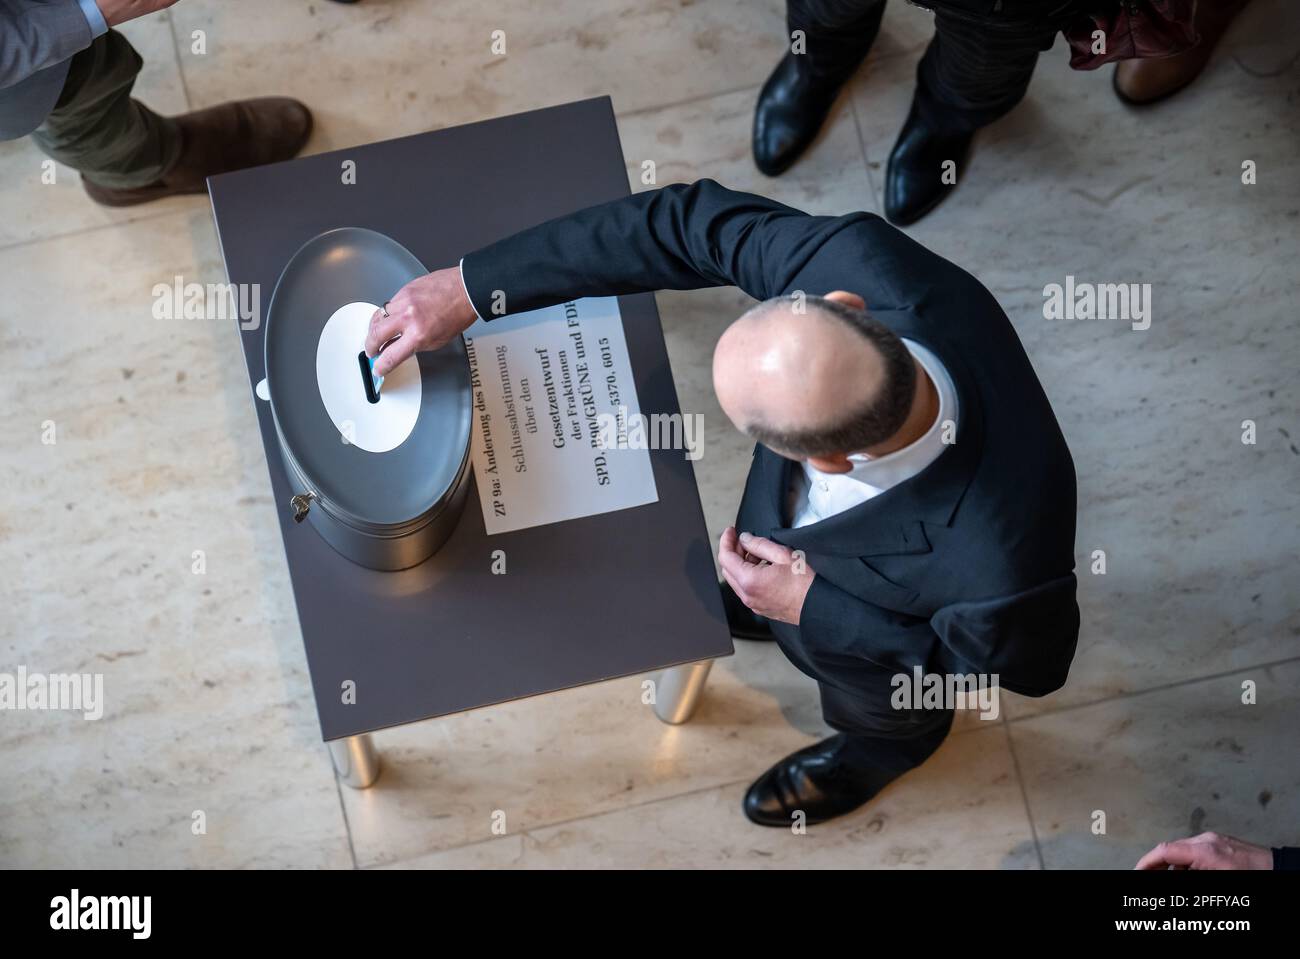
[358,350,381,404]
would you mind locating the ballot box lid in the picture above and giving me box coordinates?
[263,227,472,528]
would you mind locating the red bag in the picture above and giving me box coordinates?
[1065,0,1201,70]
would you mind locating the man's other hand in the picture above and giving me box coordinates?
[718,527,813,626]
[366,267,478,377]
[1135,832,1274,870]
[96,1,182,27]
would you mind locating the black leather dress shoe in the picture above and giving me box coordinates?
[720,581,775,641]
[884,103,974,226]
[743,735,896,827]
[753,53,852,177]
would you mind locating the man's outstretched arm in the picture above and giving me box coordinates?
[365,178,904,376]
[458,178,867,316]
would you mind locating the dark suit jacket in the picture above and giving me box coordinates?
[462,179,1080,700]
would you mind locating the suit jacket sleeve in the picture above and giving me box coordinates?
[800,572,1080,698]
[1275,847,1300,871]
[459,178,936,318]
[0,0,95,91]
[928,573,1080,697]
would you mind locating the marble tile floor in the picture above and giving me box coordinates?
[1,0,1295,868]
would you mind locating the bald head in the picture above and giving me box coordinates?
[712,294,916,459]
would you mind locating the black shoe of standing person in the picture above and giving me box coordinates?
[884,102,974,226]
[719,580,775,642]
[743,734,898,827]
[752,52,854,177]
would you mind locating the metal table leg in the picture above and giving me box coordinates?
[653,660,713,725]
[328,733,380,789]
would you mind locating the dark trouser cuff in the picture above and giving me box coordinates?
[786,0,887,81]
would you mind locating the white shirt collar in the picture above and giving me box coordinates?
[788,339,958,528]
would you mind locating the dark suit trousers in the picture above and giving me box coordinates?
[786,0,1080,133]
[822,680,955,772]
[31,29,181,189]
[770,618,956,774]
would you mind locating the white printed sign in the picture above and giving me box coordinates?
[463,297,658,535]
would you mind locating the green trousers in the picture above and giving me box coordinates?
[31,29,182,189]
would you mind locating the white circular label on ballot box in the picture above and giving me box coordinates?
[315,301,421,453]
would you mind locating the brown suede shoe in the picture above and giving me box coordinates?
[1113,0,1253,106]
[83,97,313,207]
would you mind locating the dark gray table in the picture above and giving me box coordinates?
[208,97,733,787]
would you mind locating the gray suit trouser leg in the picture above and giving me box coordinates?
[31,29,181,189]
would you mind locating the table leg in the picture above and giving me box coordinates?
[653,660,713,725]
[328,734,381,789]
